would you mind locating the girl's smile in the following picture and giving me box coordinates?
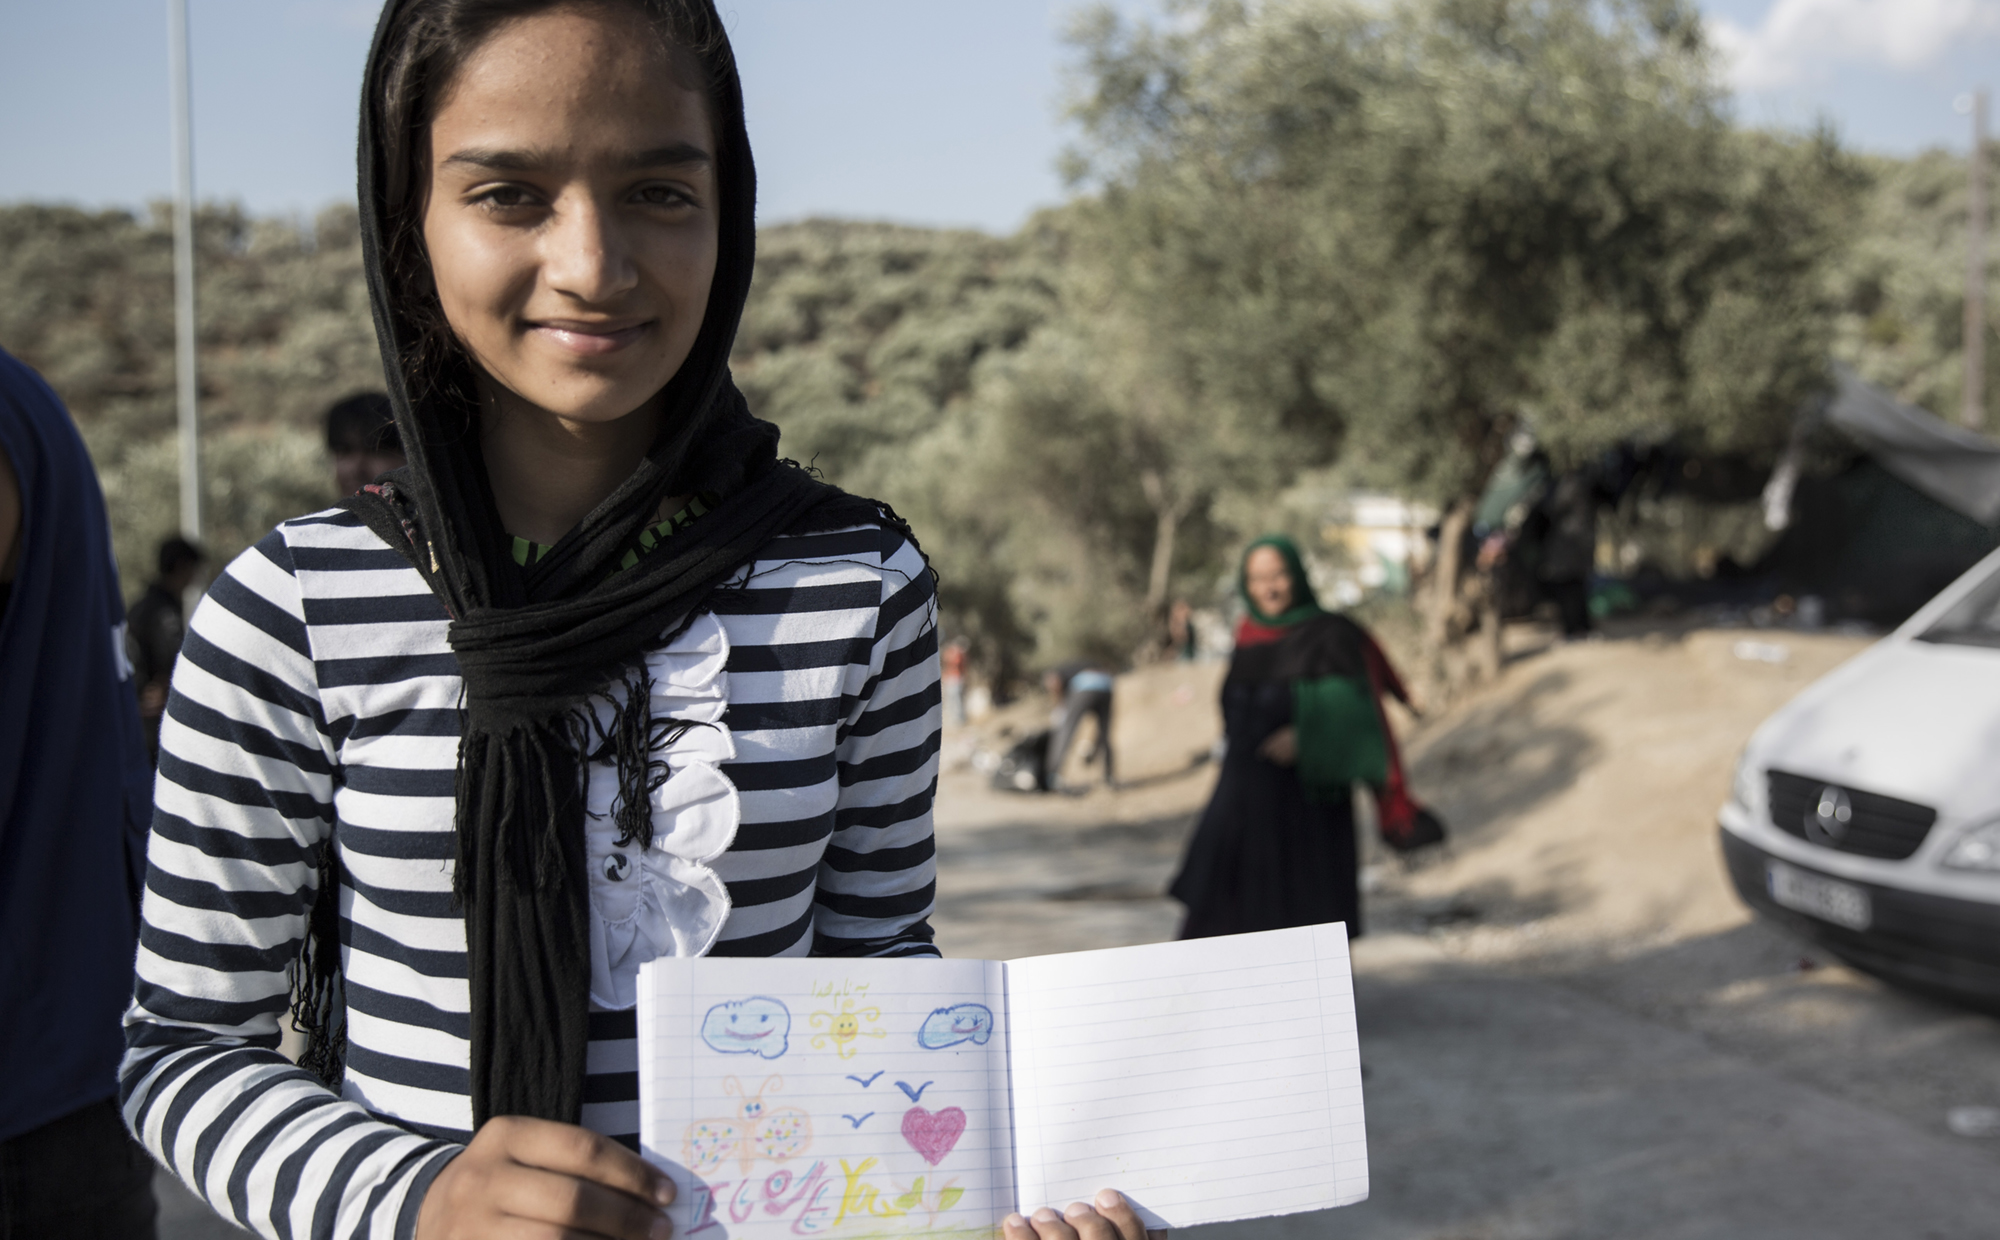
[529,317,653,358]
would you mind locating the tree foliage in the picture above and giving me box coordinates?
[1064,0,1858,502]
[1829,148,2000,422]
[0,203,375,596]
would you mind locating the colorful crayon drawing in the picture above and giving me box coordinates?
[686,1159,838,1236]
[701,997,791,1060]
[900,1106,967,1167]
[915,1003,993,1050]
[684,1075,814,1176]
[889,1174,966,1227]
[687,1158,975,1236]
[808,997,885,1059]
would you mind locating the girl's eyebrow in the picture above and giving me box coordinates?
[439,143,714,174]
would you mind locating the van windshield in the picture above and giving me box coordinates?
[1918,562,2000,648]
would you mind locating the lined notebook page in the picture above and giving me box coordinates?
[1004,924,1367,1229]
[636,956,1014,1238]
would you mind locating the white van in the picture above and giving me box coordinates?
[1718,547,2000,1010]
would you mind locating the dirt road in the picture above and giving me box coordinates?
[936,623,2000,1239]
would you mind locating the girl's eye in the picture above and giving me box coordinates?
[472,185,538,211]
[634,184,693,209]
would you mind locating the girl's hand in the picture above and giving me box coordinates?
[416,1116,675,1240]
[1005,1189,1166,1240]
[1258,725,1299,766]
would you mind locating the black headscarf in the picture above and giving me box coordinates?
[296,0,889,1127]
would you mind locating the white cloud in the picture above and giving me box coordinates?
[1710,0,2000,92]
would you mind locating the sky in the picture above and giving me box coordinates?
[0,0,1994,236]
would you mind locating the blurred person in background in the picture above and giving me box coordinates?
[1528,467,1604,641]
[1168,599,1197,661]
[1045,661,1116,791]
[125,535,205,762]
[0,348,158,1238]
[942,636,969,725]
[326,389,406,494]
[1170,536,1421,939]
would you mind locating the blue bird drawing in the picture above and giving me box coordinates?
[841,1112,874,1129]
[846,1071,884,1088]
[895,1080,933,1102]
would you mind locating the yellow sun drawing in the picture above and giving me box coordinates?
[809,998,885,1059]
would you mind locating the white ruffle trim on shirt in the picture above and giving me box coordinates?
[582,611,738,1010]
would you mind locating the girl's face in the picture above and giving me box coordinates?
[422,2,719,428]
[1245,546,1295,617]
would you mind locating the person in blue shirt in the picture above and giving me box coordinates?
[0,348,159,1238]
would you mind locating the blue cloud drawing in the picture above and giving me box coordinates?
[917,1003,994,1050]
[700,997,791,1059]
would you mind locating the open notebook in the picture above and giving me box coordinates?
[636,923,1367,1236]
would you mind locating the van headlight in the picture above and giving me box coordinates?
[1942,820,2000,872]
[1731,750,1766,822]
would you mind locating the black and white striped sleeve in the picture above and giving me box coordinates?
[120,528,457,1240]
[814,526,942,958]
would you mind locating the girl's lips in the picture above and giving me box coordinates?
[529,320,649,357]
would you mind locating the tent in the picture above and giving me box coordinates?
[1762,370,2000,622]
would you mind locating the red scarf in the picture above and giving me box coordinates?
[1233,615,1294,648]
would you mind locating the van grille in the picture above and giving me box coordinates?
[1767,770,1937,861]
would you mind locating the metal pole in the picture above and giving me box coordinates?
[1967,88,1989,432]
[169,0,202,541]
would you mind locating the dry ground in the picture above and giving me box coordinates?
[933,622,2000,1239]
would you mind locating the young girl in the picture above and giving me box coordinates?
[121,3,1153,1239]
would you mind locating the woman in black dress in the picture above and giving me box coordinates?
[1171,536,1416,938]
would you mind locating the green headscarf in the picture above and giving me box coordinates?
[1238,535,1325,627]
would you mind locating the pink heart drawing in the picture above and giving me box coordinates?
[900,1105,967,1167]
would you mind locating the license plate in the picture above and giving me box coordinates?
[1767,860,1872,931]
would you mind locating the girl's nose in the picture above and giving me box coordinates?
[541,195,638,304]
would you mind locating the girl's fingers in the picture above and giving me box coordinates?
[497,1116,677,1210]
[490,1163,670,1240]
[1064,1201,1122,1239]
[564,1178,673,1240]
[1011,1190,1156,1240]
[1024,1206,1083,1240]
[492,1223,601,1240]
[1088,1189,1157,1240]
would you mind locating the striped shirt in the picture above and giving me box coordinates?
[120,506,941,1240]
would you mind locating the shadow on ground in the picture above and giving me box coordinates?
[1405,669,1600,846]
[1182,934,2000,1240]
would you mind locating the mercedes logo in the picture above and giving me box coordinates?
[1807,785,1852,844]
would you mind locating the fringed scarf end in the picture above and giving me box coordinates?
[290,837,348,1089]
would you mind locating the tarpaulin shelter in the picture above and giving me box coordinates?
[1762,369,2000,621]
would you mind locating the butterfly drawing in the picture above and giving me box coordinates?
[684,1076,813,1177]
